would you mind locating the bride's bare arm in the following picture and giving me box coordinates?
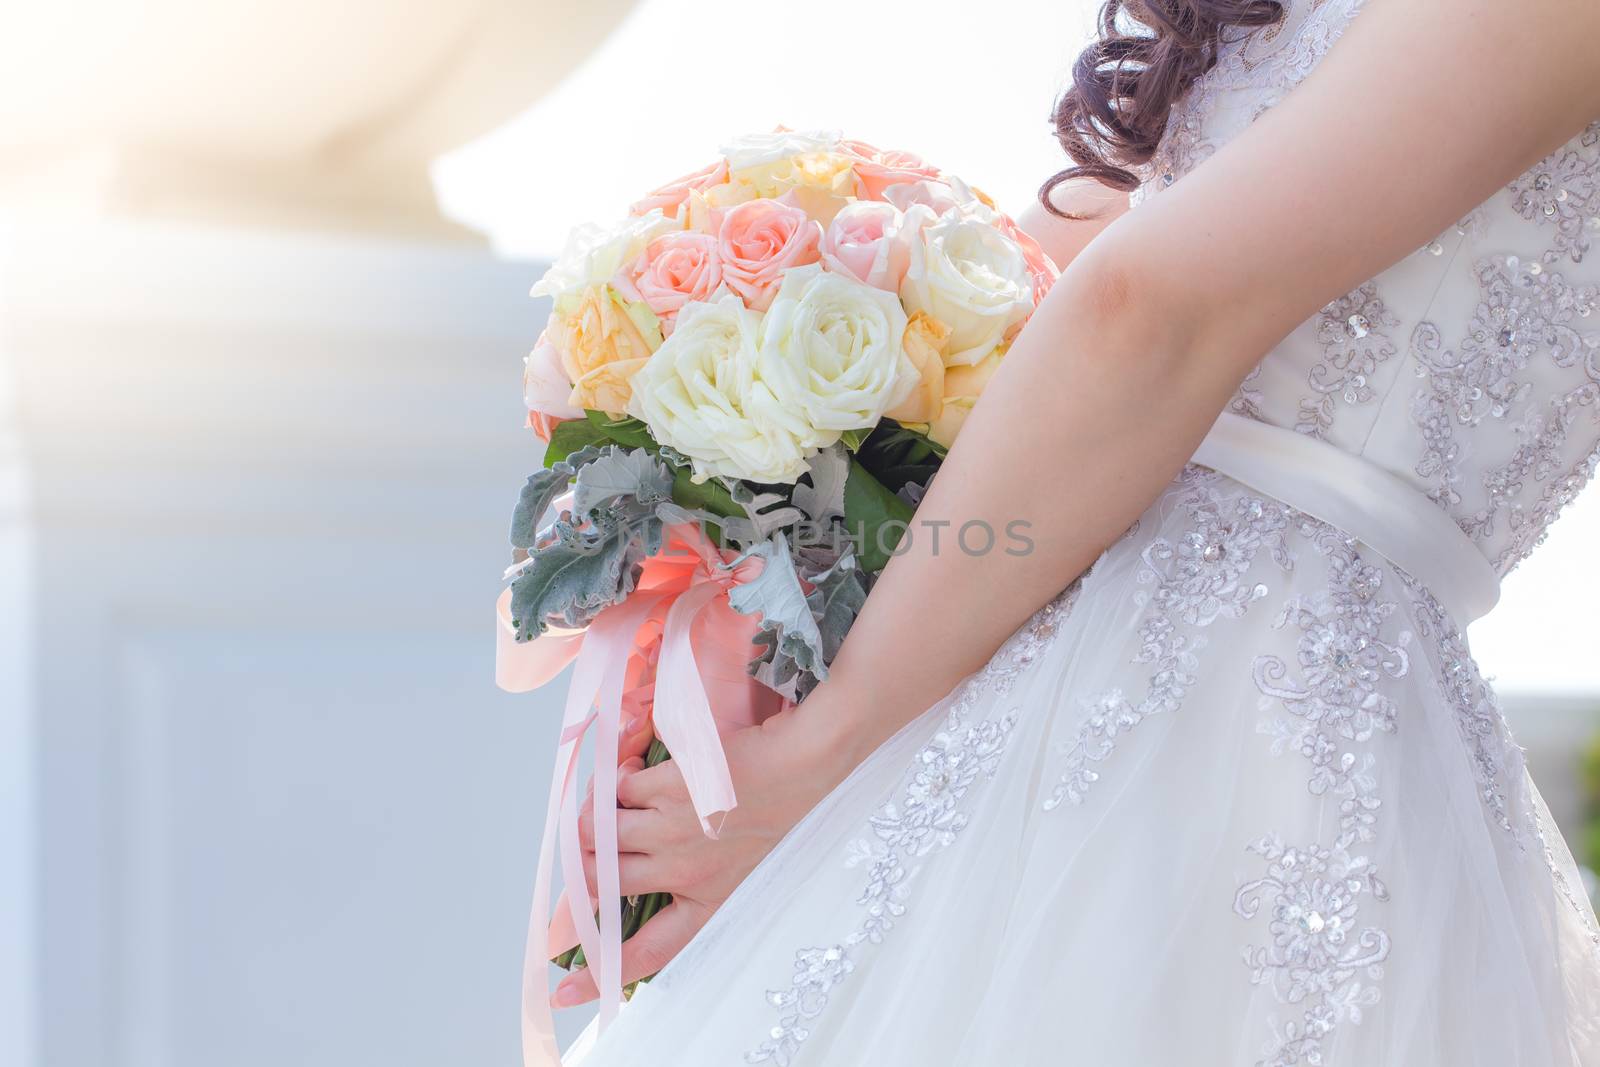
[555,0,1600,1003]
[808,0,1600,770]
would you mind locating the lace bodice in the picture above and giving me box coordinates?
[1134,0,1600,578]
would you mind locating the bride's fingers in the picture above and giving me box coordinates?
[551,900,706,1007]
[581,848,672,901]
[577,805,659,854]
[616,759,685,809]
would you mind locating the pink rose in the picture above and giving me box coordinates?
[715,198,822,311]
[614,232,723,330]
[840,139,943,201]
[523,328,583,420]
[629,158,730,219]
[882,178,971,217]
[820,201,910,293]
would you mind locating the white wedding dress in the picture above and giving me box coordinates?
[567,2,1600,1063]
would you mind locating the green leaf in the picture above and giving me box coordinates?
[843,460,915,572]
[839,427,868,453]
[543,419,609,467]
[849,421,945,494]
[584,409,657,451]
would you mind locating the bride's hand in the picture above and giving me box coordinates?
[550,696,859,1007]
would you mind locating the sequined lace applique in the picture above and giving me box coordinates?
[1043,471,1292,809]
[1235,525,1405,1067]
[1410,256,1600,521]
[1507,121,1600,267]
[1404,582,1525,838]
[1296,284,1401,438]
[744,582,1080,1064]
[1136,0,1371,201]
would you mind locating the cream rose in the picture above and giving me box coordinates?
[898,205,1034,366]
[752,264,915,444]
[530,209,679,300]
[626,292,812,484]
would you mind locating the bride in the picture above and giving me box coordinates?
[542,0,1600,1062]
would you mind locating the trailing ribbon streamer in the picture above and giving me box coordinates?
[495,524,782,1066]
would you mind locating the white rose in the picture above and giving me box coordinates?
[529,209,679,300]
[899,205,1034,366]
[719,128,842,171]
[753,263,915,444]
[626,291,812,484]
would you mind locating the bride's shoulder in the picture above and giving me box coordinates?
[1013,179,1130,273]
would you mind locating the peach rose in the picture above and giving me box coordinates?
[715,198,822,311]
[629,158,729,219]
[821,201,911,293]
[884,311,950,424]
[551,285,662,415]
[926,348,1005,448]
[526,410,568,443]
[840,139,943,201]
[614,232,722,329]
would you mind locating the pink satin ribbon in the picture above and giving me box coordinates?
[496,524,781,1065]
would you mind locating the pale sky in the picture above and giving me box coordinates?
[432,0,1099,260]
[431,0,1600,696]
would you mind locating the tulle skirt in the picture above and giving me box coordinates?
[567,466,1600,1067]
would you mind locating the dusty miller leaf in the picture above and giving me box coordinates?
[510,445,601,549]
[748,543,869,698]
[508,504,664,639]
[572,447,673,515]
[792,445,849,524]
[726,535,825,677]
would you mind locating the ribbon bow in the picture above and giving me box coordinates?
[496,523,781,1065]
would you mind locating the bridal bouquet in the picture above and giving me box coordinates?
[496,127,1057,1021]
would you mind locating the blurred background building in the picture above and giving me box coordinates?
[1,2,1596,1066]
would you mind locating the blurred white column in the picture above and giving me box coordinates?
[0,259,40,1067]
[0,2,637,1063]
[0,219,577,1066]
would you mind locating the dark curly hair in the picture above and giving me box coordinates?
[1041,0,1285,216]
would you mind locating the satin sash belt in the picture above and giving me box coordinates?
[1191,412,1500,626]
